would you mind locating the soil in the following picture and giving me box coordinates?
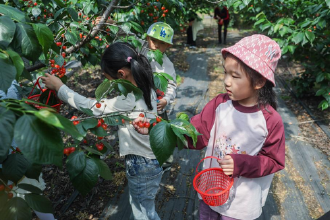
[37,26,330,220]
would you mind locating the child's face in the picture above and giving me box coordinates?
[223,56,258,107]
[147,36,171,53]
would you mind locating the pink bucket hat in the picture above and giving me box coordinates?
[221,34,281,86]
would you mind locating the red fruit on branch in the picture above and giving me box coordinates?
[139,113,145,117]
[63,148,70,155]
[161,6,165,10]
[152,122,157,126]
[70,147,75,153]
[122,119,125,124]
[62,46,67,50]
[8,193,13,199]
[138,121,144,128]
[96,143,104,151]
[83,139,88,144]
[97,119,102,127]
[156,117,162,122]
[56,42,62,46]
[96,103,101,108]
[34,2,37,6]
[97,136,103,140]
[0,185,4,191]
[102,124,108,130]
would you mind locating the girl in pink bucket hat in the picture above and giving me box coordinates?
[186,34,285,219]
[133,34,285,219]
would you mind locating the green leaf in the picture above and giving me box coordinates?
[149,121,177,165]
[120,23,132,34]
[95,79,111,101]
[170,119,201,146]
[305,30,315,43]
[109,25,119,35]
[12,23,42,62]
[71,158,99,196]
[176,136,185,151]
[91,158,112,180]
[0,16,16,49]
[291,32,304,44]
[254,18,265,26]
[24,163,42,180]
[35,109,83,140]
[6,50,24,79]
[67,7,78,21]
[65,31,78,46]
[17,183,43,194]
[54,55,64,67]
[67,151,86,180]
[158,72,173,81]
[1,197,31,220]
[14,115,63,167]
[316,73,324,83]
[147,50,163,66]
[260,23,272,32]
[2,153,29,183]
[80,107,94,116]
[54,8,65,20]
[0,53,17,92]
[154,74,168,92]
[300,20,311,28]
[318,100,329,110]
[81,146,103,156]
[82,118,98,130]
[32,23,54,55]
[0,4,26,22]
[90,126,107,137]
[0,108,15,158]
[25,194,54,213]
[129,21,144,34]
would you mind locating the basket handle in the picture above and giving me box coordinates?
[195,156,221,174]
[28,77,44,97]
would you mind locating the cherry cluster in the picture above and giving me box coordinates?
[156,89,165,101]
[137,113,162,128]
[140,1,170,24]
[97,118,108,130]
[95,142,104,151]
[63,147,76,156]
[0,184,14,199]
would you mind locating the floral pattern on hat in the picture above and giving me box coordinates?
[221,34,281,86]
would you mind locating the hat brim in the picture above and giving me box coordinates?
[221,45,275,86]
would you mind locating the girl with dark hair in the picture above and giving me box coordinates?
[41,42,163,220]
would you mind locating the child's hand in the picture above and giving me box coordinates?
[133,117,150,135]
[40,73,64,91]
[157,98,167,111]
[217,155,234,176]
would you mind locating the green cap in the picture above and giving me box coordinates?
[147,22,174,45]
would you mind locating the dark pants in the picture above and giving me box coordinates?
[218,20,229,44]
[199,200,238,220]
[187,26,196,46]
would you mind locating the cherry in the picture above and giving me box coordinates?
[0,185,4,191]
[8,193,13,199]
[162,13,166,17]
[102,124,108,130]
[96,143,104,151]
[156,117,162,122]
[55,64,60,68]
[97,136,103,140]
[70,147,75,153]
[100,118,105,124]
[139,113,145,117]
[138,121,144,128]
[141,10,144,13]
[97,119,102,127]
[147,2,150,6]
[63,148,70,155]
[144,122,150,128]
[96,103,101,108]
[83,139,88,144]
[121,119,125,124]
[50,59,55,64]
[62,46,67,50]
[152,122,157,126]
[161,6,165,10]
[56,42,62,46]
[34,2,37,6]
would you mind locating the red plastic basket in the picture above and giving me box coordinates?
[27,77,62,112]
[193,156,234,206]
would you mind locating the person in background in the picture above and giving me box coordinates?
[186,11,198,48]
[214,4,230,44]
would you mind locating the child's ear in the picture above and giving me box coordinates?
[254,78,267,90]
[117,69,125,79]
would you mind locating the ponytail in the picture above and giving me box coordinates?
[100,42,155,110]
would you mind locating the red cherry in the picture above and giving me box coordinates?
[100,118,105,124]
[83,139,87,144]
[97,120,102,127]
[122,119,125,124]
[152,122,157,126]
[156,117,162,122]
[8,193,13,199]
[102,124,108,130]
[138,121,144,128]
[97,136,103,140]
[62,46,67,50]
[50,59,55,64]
[147,2,150,6]
[34,2,37,6]
[56,42,62,46]
[139,113,145,117]
[0,185,4,191]
[96,144,104,151]
[161,6,165,10]
[162,13,166,17]
[144,122,150,128]
[96,103,101,108]
[63,148,70,155]
[73,121,79,125]
[70,147,75,153]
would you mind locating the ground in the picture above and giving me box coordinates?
[36,23,330,220]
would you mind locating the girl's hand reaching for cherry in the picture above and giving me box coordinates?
[40,73,64,91]
[133,114,150,135]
